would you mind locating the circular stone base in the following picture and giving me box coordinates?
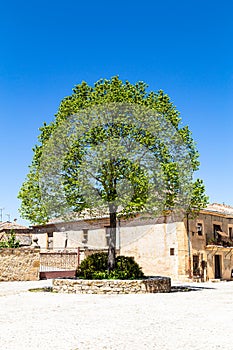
[52,277,171,294]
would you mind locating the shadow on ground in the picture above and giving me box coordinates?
[171,285,216,292]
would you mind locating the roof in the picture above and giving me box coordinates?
[32,202,233,230]
[0,222,32,246]
[32,209,110,228]
[0,221,29,232]
[202,203,233,217]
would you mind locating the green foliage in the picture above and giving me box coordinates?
[187,179,209,218]
[0,230,20,248]
[76,252,144,279]
[18,76,202,224]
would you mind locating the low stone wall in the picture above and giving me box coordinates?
[53,276,171,294]
[0,248,40,281]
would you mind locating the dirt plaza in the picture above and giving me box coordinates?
[0,280,233,350]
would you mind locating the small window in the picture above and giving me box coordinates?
[170,248,175,256]
[47,232,53,249]
[197,223,203,236]
[82,229,88,245]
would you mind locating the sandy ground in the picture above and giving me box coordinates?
[0,280,233,350]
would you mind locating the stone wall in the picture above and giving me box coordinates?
[0,248,40,281]
[53,277,171,294]
[121,222,181,279]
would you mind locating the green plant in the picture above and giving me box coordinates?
[0,230,20,248]
[18,76,207,272]
[76,252,144,279]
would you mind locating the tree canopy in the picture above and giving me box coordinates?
[18,76,208,271]
[19,76,206,225]
[38,103,194,219]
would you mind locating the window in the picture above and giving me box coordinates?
[170,248,175,256]
[213,224,221,239]
[82,229,88,247]
[197,223,203,236]
[47,232,53,249]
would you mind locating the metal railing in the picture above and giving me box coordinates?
[40,249,80,272]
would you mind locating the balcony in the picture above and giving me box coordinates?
[207,233,233,248]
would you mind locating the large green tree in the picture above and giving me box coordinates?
[18,76,208,271]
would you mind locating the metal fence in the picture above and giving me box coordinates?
[39,249,80,279]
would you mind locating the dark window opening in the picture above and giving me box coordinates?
[213,224,221,239]
[170,248,175,256]
[197,223,203,236]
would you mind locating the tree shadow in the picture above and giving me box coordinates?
[171,285,216,292]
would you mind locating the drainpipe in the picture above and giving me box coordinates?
[186,213,192,279]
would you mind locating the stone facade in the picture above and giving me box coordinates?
[53,277,171,294]
[32,204,233,282]
[187,204,233,281]
[0,248,40,281]
[32,217,188,281]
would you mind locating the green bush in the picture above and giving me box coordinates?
[0,230,20,248]
[76,252,144,279]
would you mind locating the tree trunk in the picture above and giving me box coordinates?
[108,204,117,272]
[186,213,192,279]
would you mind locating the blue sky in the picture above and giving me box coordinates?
[0,0,233,224]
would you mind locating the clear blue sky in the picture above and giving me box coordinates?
[0,0,233,225]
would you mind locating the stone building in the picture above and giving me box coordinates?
[188,203,233,281]
[31,203,233,282]
[0,220,32,247]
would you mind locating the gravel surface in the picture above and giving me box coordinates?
[0,280,233,350]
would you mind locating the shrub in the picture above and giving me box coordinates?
[76,252,144,279]
[0,230,20,248]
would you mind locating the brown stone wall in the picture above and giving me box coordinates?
[53,277,171,294]
[0,248,40,281]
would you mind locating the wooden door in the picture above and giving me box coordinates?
[214,255,221,279]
